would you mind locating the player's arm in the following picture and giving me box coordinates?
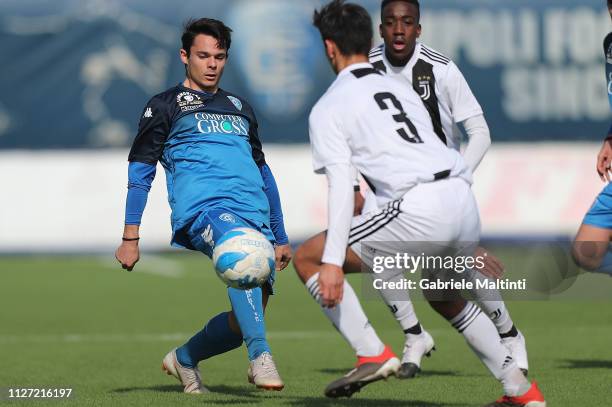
[597,34,612,181]
[444,62,491,173]
[115,97,169,271]
[460,115,491,173]
[597,121,612,182]
[248,113,292,271]
[309,105,353,307]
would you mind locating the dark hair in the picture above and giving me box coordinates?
[181,18,232,56]
[381,0,420,23]
[313,0,373,57]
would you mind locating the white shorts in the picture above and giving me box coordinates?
[349,177,481,265]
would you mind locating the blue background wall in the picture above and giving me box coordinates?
[0,0,609,148]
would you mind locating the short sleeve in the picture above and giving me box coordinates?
[308,103,352,174]
[443,62,483,124]
[128,96,171,164]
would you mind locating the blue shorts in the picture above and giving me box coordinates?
[188,208,276,292]
[583,182,612,229]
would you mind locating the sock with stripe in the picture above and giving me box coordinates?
[478,300,514,336]
[467,269,515,335]
[450,302,530,396]
[176,311,243,368]
[367,269,420,334]
[306,272,385,357]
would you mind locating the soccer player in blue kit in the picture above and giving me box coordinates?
[573,1,612,277]
[114,18,292,393]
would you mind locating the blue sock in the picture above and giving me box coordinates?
[228,287,271,360]
[596,248,612,276]
[176,311,243,368]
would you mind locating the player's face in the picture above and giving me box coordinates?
[380,2,421,66]
[609,0,612,20]
[180,34,227,93]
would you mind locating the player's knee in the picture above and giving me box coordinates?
[571,243,602,271]
[427,298,466,320]
[294,244,321,283]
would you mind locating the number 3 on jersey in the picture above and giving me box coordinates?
[374,92,423,144]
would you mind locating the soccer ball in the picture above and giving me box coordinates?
[212,227,275,289]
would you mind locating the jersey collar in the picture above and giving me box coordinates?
[337,62,375,78]
[382,42,421,75]
[177,83,219,100]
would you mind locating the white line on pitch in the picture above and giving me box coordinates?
[0,329,450,344]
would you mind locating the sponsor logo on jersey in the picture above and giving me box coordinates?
[143,107,153,118]
[219,213,237,223]
[177,91,204,112]
[227,96,243,111]
[194,112,249,136]
[416,75,432,100]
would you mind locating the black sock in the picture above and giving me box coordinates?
[499,324,518,339]
[404,323,422,335]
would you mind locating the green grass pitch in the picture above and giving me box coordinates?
[1,253,611,406]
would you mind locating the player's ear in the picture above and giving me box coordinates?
[324,39,336,61]
[379,23,383,39]
[416,23,422,38]
[179,48,189,65]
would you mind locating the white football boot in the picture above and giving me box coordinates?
[397,330,436,379]
[502,330,529,376]
[162,348,208,394]
[247,352,284,391]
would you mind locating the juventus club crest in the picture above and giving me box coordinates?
[416,75,432,101]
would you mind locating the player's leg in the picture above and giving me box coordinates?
[228,283,283,390]
[465,267,529,375]
[361,190,429,368]
[295,203,429,369]
[294,231,389,358]
[166,304,243,393]
[168,287,276,392]
[165,210,280,392]
[572,184,612,274]
[426,179,544,406]
[422,276,538,402]
[367,269,435,379]
[294,231,401,398]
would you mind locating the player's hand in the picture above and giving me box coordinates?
[274,244,292,271]
[318,263,344,308]
[474,246,504,280]
[354,190,365,216]
[596,138,612,182]
[115,241,140,271]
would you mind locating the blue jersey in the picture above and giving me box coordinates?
[128,85,270,249]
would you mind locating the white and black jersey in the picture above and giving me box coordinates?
[309,62,471,209]
[369,42,483,152]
